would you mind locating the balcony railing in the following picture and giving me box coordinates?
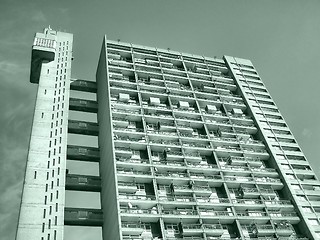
[199,210,233,217]
[156,171,188,178]
[119,193,156,201]
[116,157,148,164]
[120,208,158,214]
[69,98,98,113]
[68,120,99,136]
[195,196,230,204]
[189,173,221,180]
[117,168,151,176]
[67,145,100,162]
[70,79,97,93]
[159,195,194,203]
[66,174,101,192]
[237,211,268,217]
[64,207,103,226]
[162,209,197,215]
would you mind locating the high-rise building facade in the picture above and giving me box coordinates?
[16,27,320,240]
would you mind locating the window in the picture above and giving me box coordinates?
[303,207,313,213]
[277,154,286,160]
[286,174,295,180]
[296,195,307,201]
[309,219,320,226]
[291,184,301,190]
[281,164,290,170]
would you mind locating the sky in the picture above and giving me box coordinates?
[0,0,320,239]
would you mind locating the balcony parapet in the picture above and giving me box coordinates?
[66,174,101,192]
[70,79,97,93]
[64,207,103,226]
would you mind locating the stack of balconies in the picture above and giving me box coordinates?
[64,79,103,227]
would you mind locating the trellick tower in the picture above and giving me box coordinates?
[16,27,320,240]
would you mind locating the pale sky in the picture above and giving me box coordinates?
[0,0,320,239]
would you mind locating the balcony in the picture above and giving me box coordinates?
[179,223,203,236]
[274,223,294,236]
[215,145,242,154]
[119,193,156,201]
[232,199,263,209]
[120,207,158,215]
[242,147,269,159]
[70,79,97,93]
[69,98,98,113]
[239,187,260,198]
[116,157,149,165]
[117,182,138,193]
[182,141,211,150]
[121,222,151,235]
[155,171,188,179]
[172,185,193,194]
[67,145,100,162]
[112,107,141,115]
[255,177,283,189]
[222,99,246,109]
[224,176,254,186]
[184,152,202,163]
[109,59,133,69]
[115,147,133,159]
[117,168,151,177]
[64,207,103,226]
[114,134,146,144]
[257,187,276,197]
[237,210,268,219]
[196,196,230,205]
[251,224,275,236]
[66,174,101,192]
[148,129,178,137]
[154,160,185,167]
[252,167,278,177]
[269,211,299,223]
[179,223,224,237]
[68,120,99,136]
[111,97,139,107]
[189,172,218,180]
[264,199,293,209]
[246,157,263,167]
[199,209,233,218]
[162,208,197,216]
[186,161,218,170]
[193,185,212,194]
[159,195,195,203]
[164,150,184,160]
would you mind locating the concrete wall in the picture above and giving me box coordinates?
[16,29,73,240]
[96,36,121,240]
[224,55,317,240]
